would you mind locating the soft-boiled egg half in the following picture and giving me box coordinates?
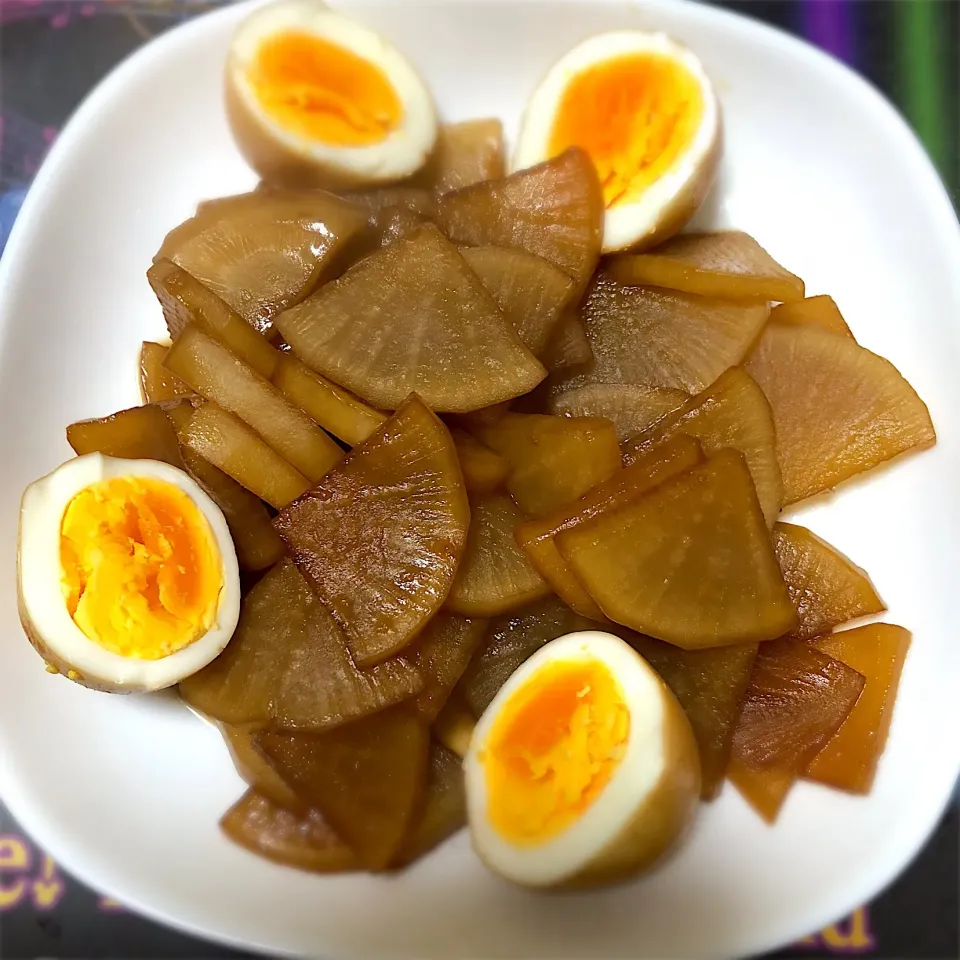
[18,454,240,693]
[465,631,700,889]
[226,0,438,189]
[514,31,721,253]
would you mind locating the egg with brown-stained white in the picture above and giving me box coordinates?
[17,454,240,693]
[513,31,721,253]
[465,630,701,889]
[225,0,438,189]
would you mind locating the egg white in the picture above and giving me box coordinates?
[18,454,241,693]
[465,630,700,889]
[513,31,721,253]
[226,0,438,188]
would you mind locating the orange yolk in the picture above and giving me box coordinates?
[548,53,704,208]
[483,659,630,845]
[248,31,402,146]
[59,477,222,659]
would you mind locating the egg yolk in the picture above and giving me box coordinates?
[482,659,630,845]
[547,53,704,208]
[248,31,402,146]
[59,477,222,659]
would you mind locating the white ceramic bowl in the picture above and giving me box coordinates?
[1,2,958,957]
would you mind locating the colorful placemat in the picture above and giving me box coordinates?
[0,1,957,957]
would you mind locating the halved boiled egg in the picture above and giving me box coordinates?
[226,0,438,189]
[514,31,721,253]
[465,631,700,889]
[17,454,240,693]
